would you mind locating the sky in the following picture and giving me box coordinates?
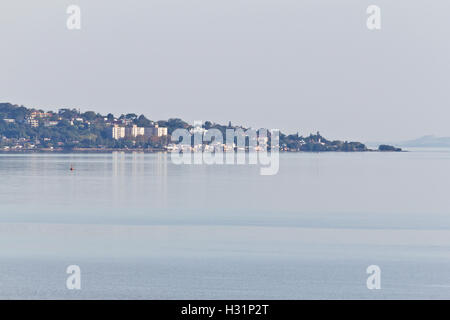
[0,0,449,142]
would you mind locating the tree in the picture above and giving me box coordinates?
[204,121,212,130]
[126,113,138,120]
[136,114,151,127]
[82,111,97,121]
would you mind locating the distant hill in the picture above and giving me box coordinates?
[366,135,450,149]
[399,135,450,148]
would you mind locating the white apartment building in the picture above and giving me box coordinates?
[156,126,168,137]
[111,125,126,139]
[145,125,168,137]
[125,125,145,138]
[111,124,168,140]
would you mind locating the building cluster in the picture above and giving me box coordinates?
[111,124,168,140]
[21,110,85,128]
[0,105,170,150]
[15,109,170,141]
[165,125,271,152]
[23,111,57,128]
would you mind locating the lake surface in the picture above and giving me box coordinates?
[0,150,449,299]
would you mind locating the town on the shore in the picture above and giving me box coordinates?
[0,103,401,152]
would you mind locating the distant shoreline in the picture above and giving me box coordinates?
[0,148,406,154]
[1,102,403,153]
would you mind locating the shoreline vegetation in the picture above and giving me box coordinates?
[0,102,402,153]
[0,147,404,154]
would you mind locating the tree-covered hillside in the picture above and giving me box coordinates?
[0,102,393,152]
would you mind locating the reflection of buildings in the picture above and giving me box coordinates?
[111,124,167,140]
[112,151,126,178]
[111,151,168,207]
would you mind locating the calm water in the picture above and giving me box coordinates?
[0,150,449,299]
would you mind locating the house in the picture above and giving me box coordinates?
[26,117,39,128]
[44,121,59,127]
[30,111,51,119]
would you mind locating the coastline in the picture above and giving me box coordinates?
[0,148,406,154]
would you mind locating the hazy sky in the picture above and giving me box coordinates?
[1,0,449,141]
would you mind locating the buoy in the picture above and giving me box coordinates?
[70,165,75,171]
